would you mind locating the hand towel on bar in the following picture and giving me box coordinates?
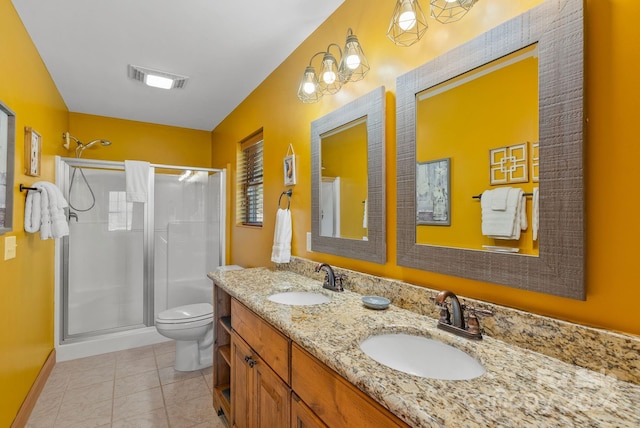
[481,187,526,240]
[125,160,150,203]
[271,208,292,263]
[489,186,510,211]
[24,181,69,239]
[362,199,368,229]
[532,187,539,241]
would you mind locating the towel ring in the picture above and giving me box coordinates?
[279,189,292,210]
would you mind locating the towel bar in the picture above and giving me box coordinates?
[20,184,40,192]
[472,192,533,200]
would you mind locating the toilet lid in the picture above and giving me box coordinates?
[156,303,213,323]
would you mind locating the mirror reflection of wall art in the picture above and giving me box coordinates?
[24,127,42,177]
[489,143,528,185]
[283,144,296,186]
[531,142,539,182]
[416,158,450,226]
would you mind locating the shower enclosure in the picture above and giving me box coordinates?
[55,157,226,360]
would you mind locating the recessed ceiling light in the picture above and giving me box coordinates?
[128,64,189,90]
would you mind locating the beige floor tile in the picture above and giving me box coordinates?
[114,370,160,398]
[26,412,57,428]
[155,351,175,370]
[29,387,64,419]
[166,394,221,428]
[153,340,175,356]
[158,365,201,385]
[56,353,116,374]
[112,386,164,421]
[62,380,114,407]
[115,345,155,363]
[111,407,169,428]
[161,376,211,405]
[204,372,214,392]
[115,355,157,378]
[67,364,115,390]
[54,397,112,428]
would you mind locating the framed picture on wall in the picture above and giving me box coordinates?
[416,158,450,226]
[284,154,296,186]
[24,127,42,177]
[0,100,16,235]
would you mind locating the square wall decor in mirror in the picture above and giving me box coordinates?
[396,0,584,299]
[312,86,386,263]
[0,100,16,235]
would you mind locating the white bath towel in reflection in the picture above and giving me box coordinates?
[481,187,527,240]
[24,181,69,239]
[271,208,292,263]
[125,160,150,203]
[532,187,539,240]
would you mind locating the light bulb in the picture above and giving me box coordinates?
[346,54,361,70]
[303,82,316,94]
[398,10,417,30]
[322,71,337,84]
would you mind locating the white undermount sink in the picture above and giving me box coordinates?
[359,333,485,380]
[267,291,331,306]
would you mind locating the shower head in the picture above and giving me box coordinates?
[75,139,112,158]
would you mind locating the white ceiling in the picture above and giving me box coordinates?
[11,0,345,131]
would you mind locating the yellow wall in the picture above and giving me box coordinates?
[211,0,640,337]
[68,113,212,166]
[0,1,68,424]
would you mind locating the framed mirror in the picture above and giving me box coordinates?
[396,0,585,299]
[1,100,16,235]
[312,86,386,263]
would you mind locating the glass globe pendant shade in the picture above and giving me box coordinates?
[297,66,323,103]
[387,0,428,47]
[338,29,370,82]
[430,0,478,24]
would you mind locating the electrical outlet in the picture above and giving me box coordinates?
[4,236,17,260]
[306,232,312,252]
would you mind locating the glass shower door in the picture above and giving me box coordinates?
[62,164,148,339]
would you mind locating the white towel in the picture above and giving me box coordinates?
[532,187,539,241]
[24,181,70,239]
[489,187,510,211]
[271,208,292,263]
[362,199,368,229]
[125,160,150,203]
[481,187,527,240]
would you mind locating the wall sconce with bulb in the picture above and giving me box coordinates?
[387,0,479,47]
[297,28,370,104]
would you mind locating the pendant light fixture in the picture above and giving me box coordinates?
[297,28,369,103]
[430,0,478,24]
[387,0,429,47]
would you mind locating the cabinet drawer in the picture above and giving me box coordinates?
[231,298,290,383]
[292,343,409,428]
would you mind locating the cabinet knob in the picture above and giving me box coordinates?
[249,359,257,368]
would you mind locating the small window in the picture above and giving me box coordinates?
[108,191,133,231]
[237,131,264,226]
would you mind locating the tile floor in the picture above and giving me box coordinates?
[26,341,227,428]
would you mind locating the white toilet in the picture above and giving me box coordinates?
[156,303,214,371]
[155,265,243,371]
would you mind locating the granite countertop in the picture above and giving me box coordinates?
[209,267,640,427]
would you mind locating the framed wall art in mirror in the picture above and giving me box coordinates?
[0,100,16,235]
[396,0,585,299]
[311,86,386,263]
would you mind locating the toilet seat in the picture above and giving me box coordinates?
[156,303,213,325]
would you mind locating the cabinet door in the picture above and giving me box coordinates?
[291,393,327,428]
[231,333,253,428]
[253,357,291,428]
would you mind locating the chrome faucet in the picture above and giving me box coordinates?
[314,263,345,292]
[434,290,492,340]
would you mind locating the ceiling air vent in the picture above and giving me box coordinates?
[128,65,189,90]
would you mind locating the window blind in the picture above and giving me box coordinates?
[237,132,264,226]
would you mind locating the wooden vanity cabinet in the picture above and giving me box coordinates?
[212,285,232,420]
[291,393,328,428]
[231,299,291,428]
[291,344,410,428]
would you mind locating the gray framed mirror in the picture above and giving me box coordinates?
[312,86,386,263]
[396,0,585,299]
[1,100,16,235]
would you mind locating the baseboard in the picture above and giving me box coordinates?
[11,348,56,428]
